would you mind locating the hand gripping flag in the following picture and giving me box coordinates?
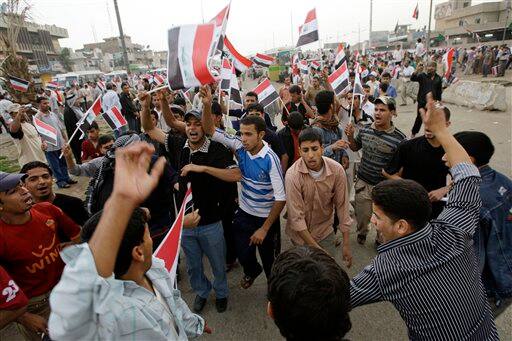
[209,3,230,53]
[77,96,102,136]
[296,8,319,47]
[33,117,58,146]
[103,106,127,131]
[252,53,274,67]
[154,184,193,286]
[328,61,350,96]
[253,78,279,108]
[167,24,218,90]
[223,36,253,72]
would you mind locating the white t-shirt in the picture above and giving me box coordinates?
[401,66,415,78]
[393,49,403,63]
[415,42,425,57]
[308,166,325,181]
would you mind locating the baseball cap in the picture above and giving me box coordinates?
[169,104,185,116]
[374,96,396,111]
[184,109,202,121]
[0,172,26,192]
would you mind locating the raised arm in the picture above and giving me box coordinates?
[160,90,186,134]
[8,108,24,134]
[198,85,215,136]
[138,91,166,144]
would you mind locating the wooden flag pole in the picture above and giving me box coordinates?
[146,84,170,95]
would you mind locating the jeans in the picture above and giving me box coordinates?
[45,150,71,186]
[126,115,141,133]
[181,220,228,299]
[233,209,280,279]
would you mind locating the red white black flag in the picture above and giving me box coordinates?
[103,106,127,131]
[33,117,58,146]
[77,96,102,135]
[253,78,279,108]
[229,65,242,105]
[412,4,419,19]
[167,24,218,90]
[9,75,29,92]
[335,43,347,70]
[252,53,274,67]
[220,58,232,92]
[328,61,350,96]
[296,8,319,47]
[209,3,230,53]
[223,36,253,72]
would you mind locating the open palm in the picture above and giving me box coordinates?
[112,143,166,205]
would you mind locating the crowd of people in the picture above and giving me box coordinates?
[0,41,510,341]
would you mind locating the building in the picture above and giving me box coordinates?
[69,48,114,73]
[434,0,512,46]
[0,15,68,75]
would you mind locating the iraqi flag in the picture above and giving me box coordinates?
[412,4,419,19]
[443,47,455,79]
[223,36,253,72]
[229,65,242,106]
[97,80,106,92]
[335,44,347,70]
[296,8,319,47]
[209,3,230,53]
[45,81,59,90]
[220,58,232,93]
[154,184,193,286]
[33,117,58,146]
[103,106,127,131]
[9,75,29,92]
[167,24,218,90]
[252,53,274,67]
[253,78,279,108]
[298,60,309,74]
[77,96,102,135]
[352,72,365,97]
[152,73,165,86]
[328,61,350,96]
[311,60,321,71]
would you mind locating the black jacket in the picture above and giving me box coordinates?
[277,126,297,170]
[411,72,443,104]
[119,92,138,118]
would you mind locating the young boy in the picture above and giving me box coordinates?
[81,121,101,162]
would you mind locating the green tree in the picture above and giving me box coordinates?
[59,47,73,72]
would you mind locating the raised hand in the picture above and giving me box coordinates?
[199,85,213,106]
[420,92,447,135]
[137,91,151,109]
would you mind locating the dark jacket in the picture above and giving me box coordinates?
[410,72,443,104]
[475,165,512,299]
[277,126,297,170]
[119,92,138,118]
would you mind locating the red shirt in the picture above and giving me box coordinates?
[81,139,101,161]
[0,265,28,310]
[0,202,80,298]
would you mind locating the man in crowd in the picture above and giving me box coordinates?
[279,76,291,105]
[397,59,416,106]
[21,161,89,227]
[277,112,304,171]
[6,104,47,167]
[90,82,102,101]
[282,85,315,126]
[35,97,77,189]
[345,96,406,246]
[120,82,140,133]
[383,107,451,218]
[285,128,352,266]
[350,94,499,340]
[366,72,380,99]
[304,76,324,107]
[374,72,397,98]
[48,142,209,340]
[140,90,240,313]
[454,131,512,316]
[268,246,352,341]
[410,61,442,138]
[0,171,80,340]
[80,121,102,162]
[202,86,286,290]
[101,82,121,113]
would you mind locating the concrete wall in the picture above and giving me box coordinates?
[443,80,509,111]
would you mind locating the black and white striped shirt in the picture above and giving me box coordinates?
[350,163,499,340]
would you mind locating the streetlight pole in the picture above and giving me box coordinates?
[426,0,433,54]
[113,0,130,71]
[369,0,373,49]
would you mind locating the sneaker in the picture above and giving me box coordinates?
[193,295,206,313]
[66,179,78,185]
[215,297,228,313]
[57,183,70,189]
[240,274,256,289]
[357,234,366,245]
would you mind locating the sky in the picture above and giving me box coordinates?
[30,0,492,55]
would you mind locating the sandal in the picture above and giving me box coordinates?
[240,275,256,289]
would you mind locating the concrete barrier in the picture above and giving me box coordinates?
[443,80,508,112]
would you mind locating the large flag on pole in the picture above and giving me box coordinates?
[167,24,218,90]
[412,4,419,19]
[220,58,232,92]
[223,36,253,72]
[335,43,347,70]
[328,61,350,96]
[33,117,58,146]
[229,65,242,105]
[443,47,455,79]
[252,53,274,67]
[253,78,279,108]
[209,3,230,53]
[154,184,193,286]
[296,8,319,47]
[103,106,128,131]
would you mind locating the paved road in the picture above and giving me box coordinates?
[0,78,510,340]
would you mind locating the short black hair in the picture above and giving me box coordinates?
[36,96,48,104]
[287,112,304,131]
[372,179,431,230]
[245,91,258,100]
[298,128,322,146]
[381,72,391,78]
[121,82,129,89]
[211,101,222,116]
[379,82,389,92]
[173,97,186,107]
[246,103,265,115]
[87,121,99,131]
[289,85,301,95]
[349,71,355,78]
[106,82,114,90]
[268,246,352,341]
[81,207,148,278]
[98,134,114,146]
[240,115,266,133]
[362,84,370,89]
[315,90,334,115]
[454,131,494,167]
[21,161,52,176]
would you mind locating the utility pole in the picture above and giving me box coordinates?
[369,0,373,49]
[113,0,130,71]
[426,0,433,54]
[503,0,511,41]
